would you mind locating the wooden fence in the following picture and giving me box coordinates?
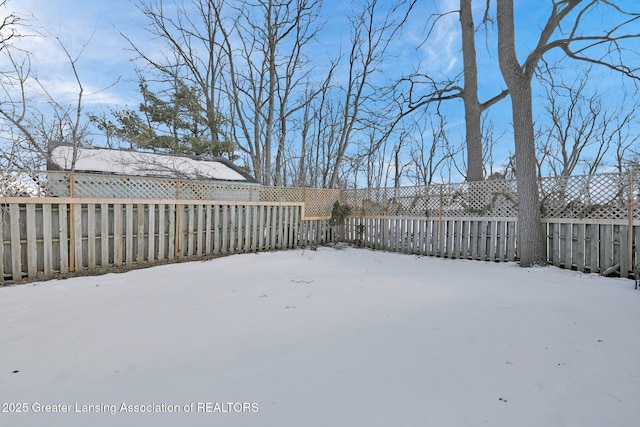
[1,198,335,284]
[342,216,639,278]
[2,169,639,284]
[344,216,518,262]
[544,219,639,277]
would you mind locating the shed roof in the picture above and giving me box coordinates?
[48,144,258,183]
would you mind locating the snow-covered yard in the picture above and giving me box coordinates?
[0,246,638,427]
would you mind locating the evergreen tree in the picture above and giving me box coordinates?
[97,80,235,160]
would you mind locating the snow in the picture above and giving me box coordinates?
[0,246,638,426]
[49,145,250,181]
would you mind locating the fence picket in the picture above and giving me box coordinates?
[137,204,146,263]
[87,204,96,268]
[600,225,613,272]
[42,204,52,276]
[9,204,21,281]
[113,204,123,266]
[126,204,134,265]
[213,205,220,254]
[148,204,156,262]
[73,203,83,271]
[26,204,37,278]
[196,204,204,256]
[58,204,69,274]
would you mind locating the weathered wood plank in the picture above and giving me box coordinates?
[125,204,134,266]
[402,219,408,252]
[469,221,478,260]
[205,205,212,255]
[229,205,237,253]
[87,204,96,268]
[600,225,613,272]
[148,203,156,262]
[196,204,204,256]
[73,203,83,272]
[137,204,146,263]
[222,206,229,253]
[58,204,69,274]
[187,204,195,257]
[289,207,297,249]
[158,204,165,260]
[411,219,419,254]
[562,223,572,269]
[277,206,284,249]
[495,221,505,262]
[258,206,266,250]
[634,226,640,271]
[479,221,488,261]
[453,220,462,259]
[574,223,585,272]
[177,205,186,258]
[25,204,37,278]
[429,220,438,257]
[0,206,5,281]
[168,204,176,260]
[100,204,109,267]
[213,205,221,254]
[42,204,53,276]
[506,221,516,262]
[550,223,561,266]
[267,206,275,249]
[585,224,597,273]
[619,225,628,278]
[487,221,496,262]
[445,220,453,259]
[113,203,124,266]
[251,206,258,252]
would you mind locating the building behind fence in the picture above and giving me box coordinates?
[1,170,638,284]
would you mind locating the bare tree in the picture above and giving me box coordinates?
[496,0,640,267]
[0,15,105,172]
[406,113,458,186]
[325,0,415,188]
[212,0,324,186]
[0,0,19,49]
[389,0,508,183]
[536,66,608,177]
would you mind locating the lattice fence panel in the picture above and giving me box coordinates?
[0,170,55,197]
[3,170,637,221]
[259,186,304,203]
[539,173,631,219]
[178,180,259,201]
[302,188,342,218]
[74,174,178,199]
[345,179,519,218]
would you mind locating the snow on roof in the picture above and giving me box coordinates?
[49,145,256,183]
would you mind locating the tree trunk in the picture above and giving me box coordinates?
[460,0,483,182]
[497,0,546,267]
[509,80,547,266]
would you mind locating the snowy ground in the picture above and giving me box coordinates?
[0,246,639,427]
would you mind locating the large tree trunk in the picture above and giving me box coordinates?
[509,79,547,266]
[460,0,483,182]
[497,0,546,267]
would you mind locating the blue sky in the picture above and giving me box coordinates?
[4,0,640,181]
